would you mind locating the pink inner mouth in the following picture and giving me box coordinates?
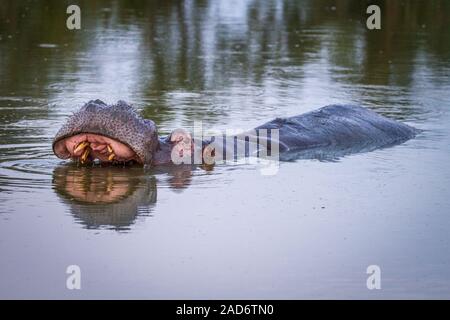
[54,133,139,163]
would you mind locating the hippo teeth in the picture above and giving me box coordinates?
[72,140,118,163]
[80,147,90,164]
[106,144,115,161]
[74,141,89,153]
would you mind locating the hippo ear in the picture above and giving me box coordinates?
[92,99,107,106]
[143,118,157,130]
[115,100,137,113]
[141,118,159,164]
[82,99,107,112]
[116,100,129,107]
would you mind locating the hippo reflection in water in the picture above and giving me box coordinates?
[53,164,198,230]
[52,99,418,166]
[52,165,157,230]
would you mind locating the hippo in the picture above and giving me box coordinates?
[52,99,419,165]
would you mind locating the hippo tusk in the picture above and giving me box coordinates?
[74,141,90,153]
[80,147,90,163]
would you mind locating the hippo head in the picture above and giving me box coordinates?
[53,100,159,165]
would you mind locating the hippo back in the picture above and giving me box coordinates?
[255,104,418,160]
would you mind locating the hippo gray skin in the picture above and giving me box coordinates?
[52,99,418,165]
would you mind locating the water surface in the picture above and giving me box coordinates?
[1,0,450,298]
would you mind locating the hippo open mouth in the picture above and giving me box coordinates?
[53,100,159,165]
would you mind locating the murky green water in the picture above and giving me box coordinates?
[1,0,450,298]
